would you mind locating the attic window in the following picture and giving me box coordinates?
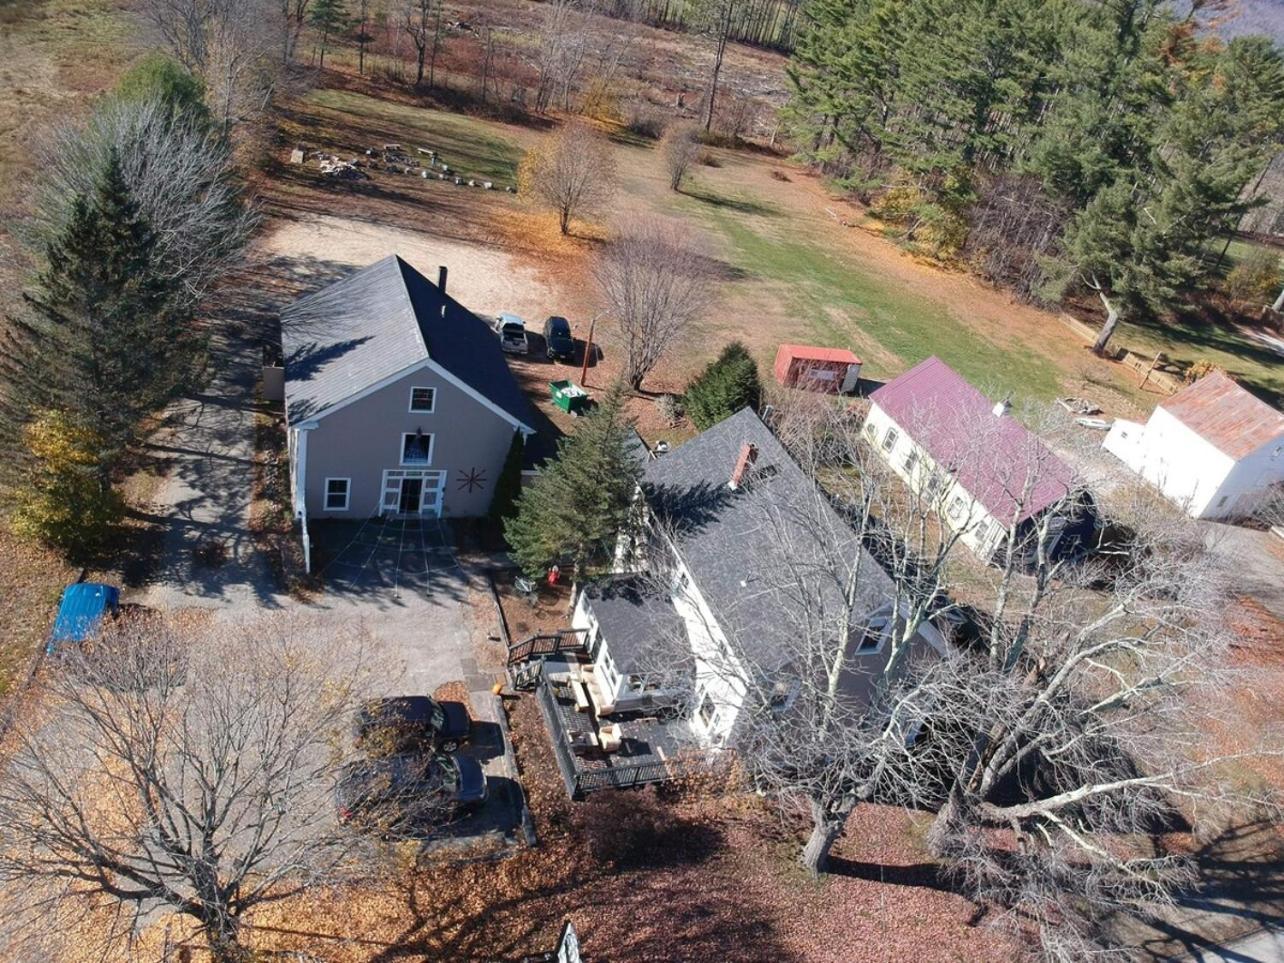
[947,495,966,521]
[401,432,434,465]
[409,387,436,413]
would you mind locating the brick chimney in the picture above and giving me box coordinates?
[729,443,758,489]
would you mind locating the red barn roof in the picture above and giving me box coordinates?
[776,344,862,365]
[1158,372,1284,461]
[869,357,1075,524]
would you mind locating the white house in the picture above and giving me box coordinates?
[569,408,948,750]
[862,356,1082,564]
[1103,372,1284,520]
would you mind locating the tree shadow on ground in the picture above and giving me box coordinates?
[682,183,780,218]
[1119,814,1284,961]
[826,857,960,894]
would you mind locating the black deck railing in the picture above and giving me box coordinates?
[507,628,587,665]
[533,671,696,799]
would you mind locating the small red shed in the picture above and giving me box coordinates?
[773,344,862,394]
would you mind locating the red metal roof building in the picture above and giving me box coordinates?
[773,344,862,394]
[867,356,1075,526]
[1159,372,1284,461]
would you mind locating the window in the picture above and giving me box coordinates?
[408,386,436,413]
[882,427,899,452]
[698,693,718,728]
[858,618,888,653]
[672,569,690,596]
[1216,495,1229,509]
[926,469,947,500]
[973,520,991,544]
[903,449,919,473]
[401,432,434,465]
[324,477,350,511]
[865,421,876,439]
[947,495,966,521]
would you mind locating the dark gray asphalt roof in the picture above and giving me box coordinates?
[582,576,683,674]
[281,256,536,429]
[642,407,894,668]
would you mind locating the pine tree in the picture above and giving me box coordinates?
[488,431,525,524]
[0,149,187,475]
[310,0,350,69]
[684,341,763,431]
[503,387,641,581]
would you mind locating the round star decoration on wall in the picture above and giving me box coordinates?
[457,467,488,493]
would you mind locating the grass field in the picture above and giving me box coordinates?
[687,193,1067,401]
[302,89,525,186]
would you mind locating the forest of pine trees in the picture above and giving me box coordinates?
[786,0,1284,349]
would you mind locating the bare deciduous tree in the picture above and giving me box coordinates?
[402,0,443,88]
[692,0,746,132]
[661,122,701,192]
[0,616,385,963]
[140,0,281,133]
[31,97,259,316]
[594,216,712,391]
[521,120,616,236]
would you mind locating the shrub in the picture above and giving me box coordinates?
[112,53,209,125]
[656,393,684,427]
[684,341,762,431]
[660,122,701,191]
[9,411,123,559]
[1226,247,1282,304]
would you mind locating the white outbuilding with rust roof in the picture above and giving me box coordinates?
[1103,372,1284,520]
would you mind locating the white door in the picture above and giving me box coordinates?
[380,470,447,517]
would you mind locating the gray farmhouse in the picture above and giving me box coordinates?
[280,256,536,543]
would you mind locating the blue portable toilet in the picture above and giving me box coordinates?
[46,583,121,656]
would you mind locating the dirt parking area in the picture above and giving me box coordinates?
[262,212,558,322]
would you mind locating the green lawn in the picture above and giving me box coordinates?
[680,186,1066,403]
[303,89,523,185]
[1121,314,1284,407]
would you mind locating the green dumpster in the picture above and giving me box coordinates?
[550,380,590,415]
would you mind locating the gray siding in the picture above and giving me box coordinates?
[301,365,522,519]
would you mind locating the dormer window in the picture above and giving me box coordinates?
[857,617,889,654]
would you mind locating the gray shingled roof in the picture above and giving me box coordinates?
[582,577,684,674]
[280,256,535,429]
[642,407,894,669]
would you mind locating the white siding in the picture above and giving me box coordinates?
[862,403,1005,560]
[1103,408,1242,519]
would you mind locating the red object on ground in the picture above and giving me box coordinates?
[547,565,561,586]
[773,344,862,394]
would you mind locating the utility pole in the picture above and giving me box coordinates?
[579,314,599,388]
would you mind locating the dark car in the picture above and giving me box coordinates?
[542,315,575,362]
[335,753,487,830]
[355,696,470,755]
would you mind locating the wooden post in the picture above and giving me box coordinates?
[579,317,596,388]
[1139,351,1162,389]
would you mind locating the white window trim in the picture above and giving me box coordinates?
[882,427,898,452]
[323,477,351,511]
[400,432,435,466]
[408,386,436,414]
